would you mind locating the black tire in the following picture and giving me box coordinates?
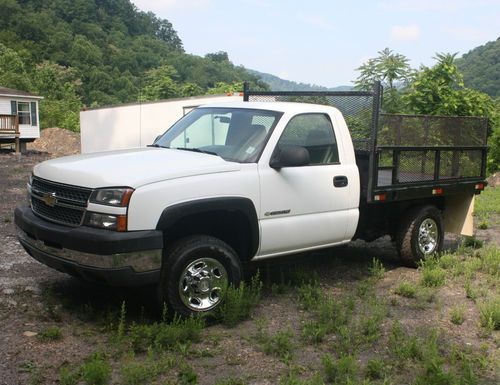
[158,235,242,317]
[396,205,444,267]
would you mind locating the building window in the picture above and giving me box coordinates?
[17,102,31,125]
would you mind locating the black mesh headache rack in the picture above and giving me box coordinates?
[243,82,488,203]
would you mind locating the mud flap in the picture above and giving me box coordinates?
[443,193,475,236]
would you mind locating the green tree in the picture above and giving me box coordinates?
[206,82,244,95]
[140,64,180,101]
[31,62,83,131]
[404,53,499,172]
[404,53,495,117]
[0,43,32,90]
[355,48,413,112]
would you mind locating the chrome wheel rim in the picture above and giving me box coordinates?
[418,218,439,255]
[178,258,227,311]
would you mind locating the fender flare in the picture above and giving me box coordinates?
[156,197,259,258]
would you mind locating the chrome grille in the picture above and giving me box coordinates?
[31,177,91,207]
[30,177,91,227]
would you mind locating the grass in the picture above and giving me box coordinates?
[478,296,500,331]
[81,353,111,385]
[217,272,262,327]
[23,229,500,385]
[369,257,385,280]
[297,282,322,311]
[474,186,500,225]
[321,353,358,384]
[119,353,174,385]
[394,280,417,298]
[37,326,63,342]
[450,305,466,325]
[256,325,295,363]
[419,258,447,287]
[300,292,354,345]
[279,369,324,385]
[127,315,204,352]
[388,321,423,362]
[177,363,198,385]
[364,358,385,380]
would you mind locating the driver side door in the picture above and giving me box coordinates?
[256,113,358,258]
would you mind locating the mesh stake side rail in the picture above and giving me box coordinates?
[242,82,488,202]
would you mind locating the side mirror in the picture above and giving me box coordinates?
[270,145,310,169]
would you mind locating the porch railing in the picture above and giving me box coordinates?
[0,114,20,153]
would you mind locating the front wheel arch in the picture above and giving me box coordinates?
[156,197,259,262]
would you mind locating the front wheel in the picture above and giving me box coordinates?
[397,205,444,267]
[158,235,242,317]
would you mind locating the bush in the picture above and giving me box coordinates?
[365,358,385,380]
[81,353,111,385]
[217,272,262,327]
[37,326,63,342]
[322,354,358,384]
[479,297,500,330]
[420,259,447,287]
[450,305,466,325]
[260,329,295,361]
[394,281,417,298]
[128,315,204,352]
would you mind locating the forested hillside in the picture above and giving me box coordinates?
[248,69,352,92]
[457,38,500,98]
[0,0,267,130]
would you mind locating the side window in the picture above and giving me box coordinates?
[277,113,339,164]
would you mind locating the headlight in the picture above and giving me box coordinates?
[90,188,134,207]
[85,212,127,231]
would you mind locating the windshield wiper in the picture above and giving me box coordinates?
[174,147,218,156]
[147,144,169,148]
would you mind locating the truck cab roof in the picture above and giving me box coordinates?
[198,101,343,115]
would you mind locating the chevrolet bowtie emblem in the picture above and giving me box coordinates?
[42,192,57,207]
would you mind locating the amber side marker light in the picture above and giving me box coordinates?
[121,189,134,207]
[117,215,128,232]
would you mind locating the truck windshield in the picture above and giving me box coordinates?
[154,107,283,163]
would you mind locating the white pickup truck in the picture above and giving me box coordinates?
[15,84,488,316]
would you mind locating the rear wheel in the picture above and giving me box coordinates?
[397,205,444,267]
[158,235,242,317]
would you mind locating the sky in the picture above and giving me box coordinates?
[132,0,500,87]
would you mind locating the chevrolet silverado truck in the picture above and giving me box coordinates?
[15,83,488,316]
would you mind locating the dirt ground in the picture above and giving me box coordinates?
[0,147,499,385]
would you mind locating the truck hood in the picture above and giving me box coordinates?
[33,148,241,188]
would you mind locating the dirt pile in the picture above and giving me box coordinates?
[28,127,80,157]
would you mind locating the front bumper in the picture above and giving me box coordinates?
[15,206,163,286]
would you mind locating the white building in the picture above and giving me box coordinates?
[80,93,244,153]
[0,86,42,151]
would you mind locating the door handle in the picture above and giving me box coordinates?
[333,175,348,187]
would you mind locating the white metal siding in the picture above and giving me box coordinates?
[0,98,12,114]
[0,96,40,139]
